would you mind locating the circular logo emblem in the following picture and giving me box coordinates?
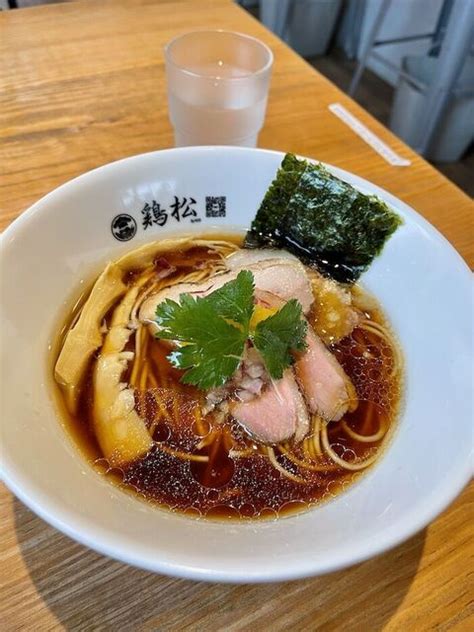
[111,214,137,241]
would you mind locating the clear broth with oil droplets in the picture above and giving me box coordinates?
[54,238,402,520]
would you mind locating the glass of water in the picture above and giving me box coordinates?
[164,30,273,147]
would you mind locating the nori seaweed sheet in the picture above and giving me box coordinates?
[244,154,307,248]
[245,154,402,283]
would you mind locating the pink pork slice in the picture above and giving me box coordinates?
[139,254,314,334]
[231,369,309,444]
[295,328,357,421]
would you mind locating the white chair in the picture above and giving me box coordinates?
[348,0,474,155]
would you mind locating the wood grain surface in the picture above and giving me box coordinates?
[1,1,473,630]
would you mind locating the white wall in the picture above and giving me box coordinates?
[358,0,445,86]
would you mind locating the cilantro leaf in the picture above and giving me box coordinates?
[155,278,251,389]
[252,299,307,379]
[154,270,308,389]
[172,334,245,390]
[206,270,255,327]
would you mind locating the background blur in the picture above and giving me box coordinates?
[3,0,473,196]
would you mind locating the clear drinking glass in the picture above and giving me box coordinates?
[164,30,273,147]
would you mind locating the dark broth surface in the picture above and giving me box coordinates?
[54,236,402,520]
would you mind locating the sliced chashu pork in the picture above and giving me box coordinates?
[256,289,357,423]
[228,249,358,340]
[139,253,314,332]
[225,248,300,269]
[231,369,310,444]
[294,328,357,421]
[140,248,357,441]
[226,249,314,314]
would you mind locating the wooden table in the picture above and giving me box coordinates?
[1,1,473,629]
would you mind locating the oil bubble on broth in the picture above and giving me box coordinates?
[52,235,403,520]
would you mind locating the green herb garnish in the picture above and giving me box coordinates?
[253,299,307,379]
[155,271,307,389]
[245,154,402,283]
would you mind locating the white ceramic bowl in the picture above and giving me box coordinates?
[1,147,472,583]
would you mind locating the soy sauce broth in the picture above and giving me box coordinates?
[52,235,403,520]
